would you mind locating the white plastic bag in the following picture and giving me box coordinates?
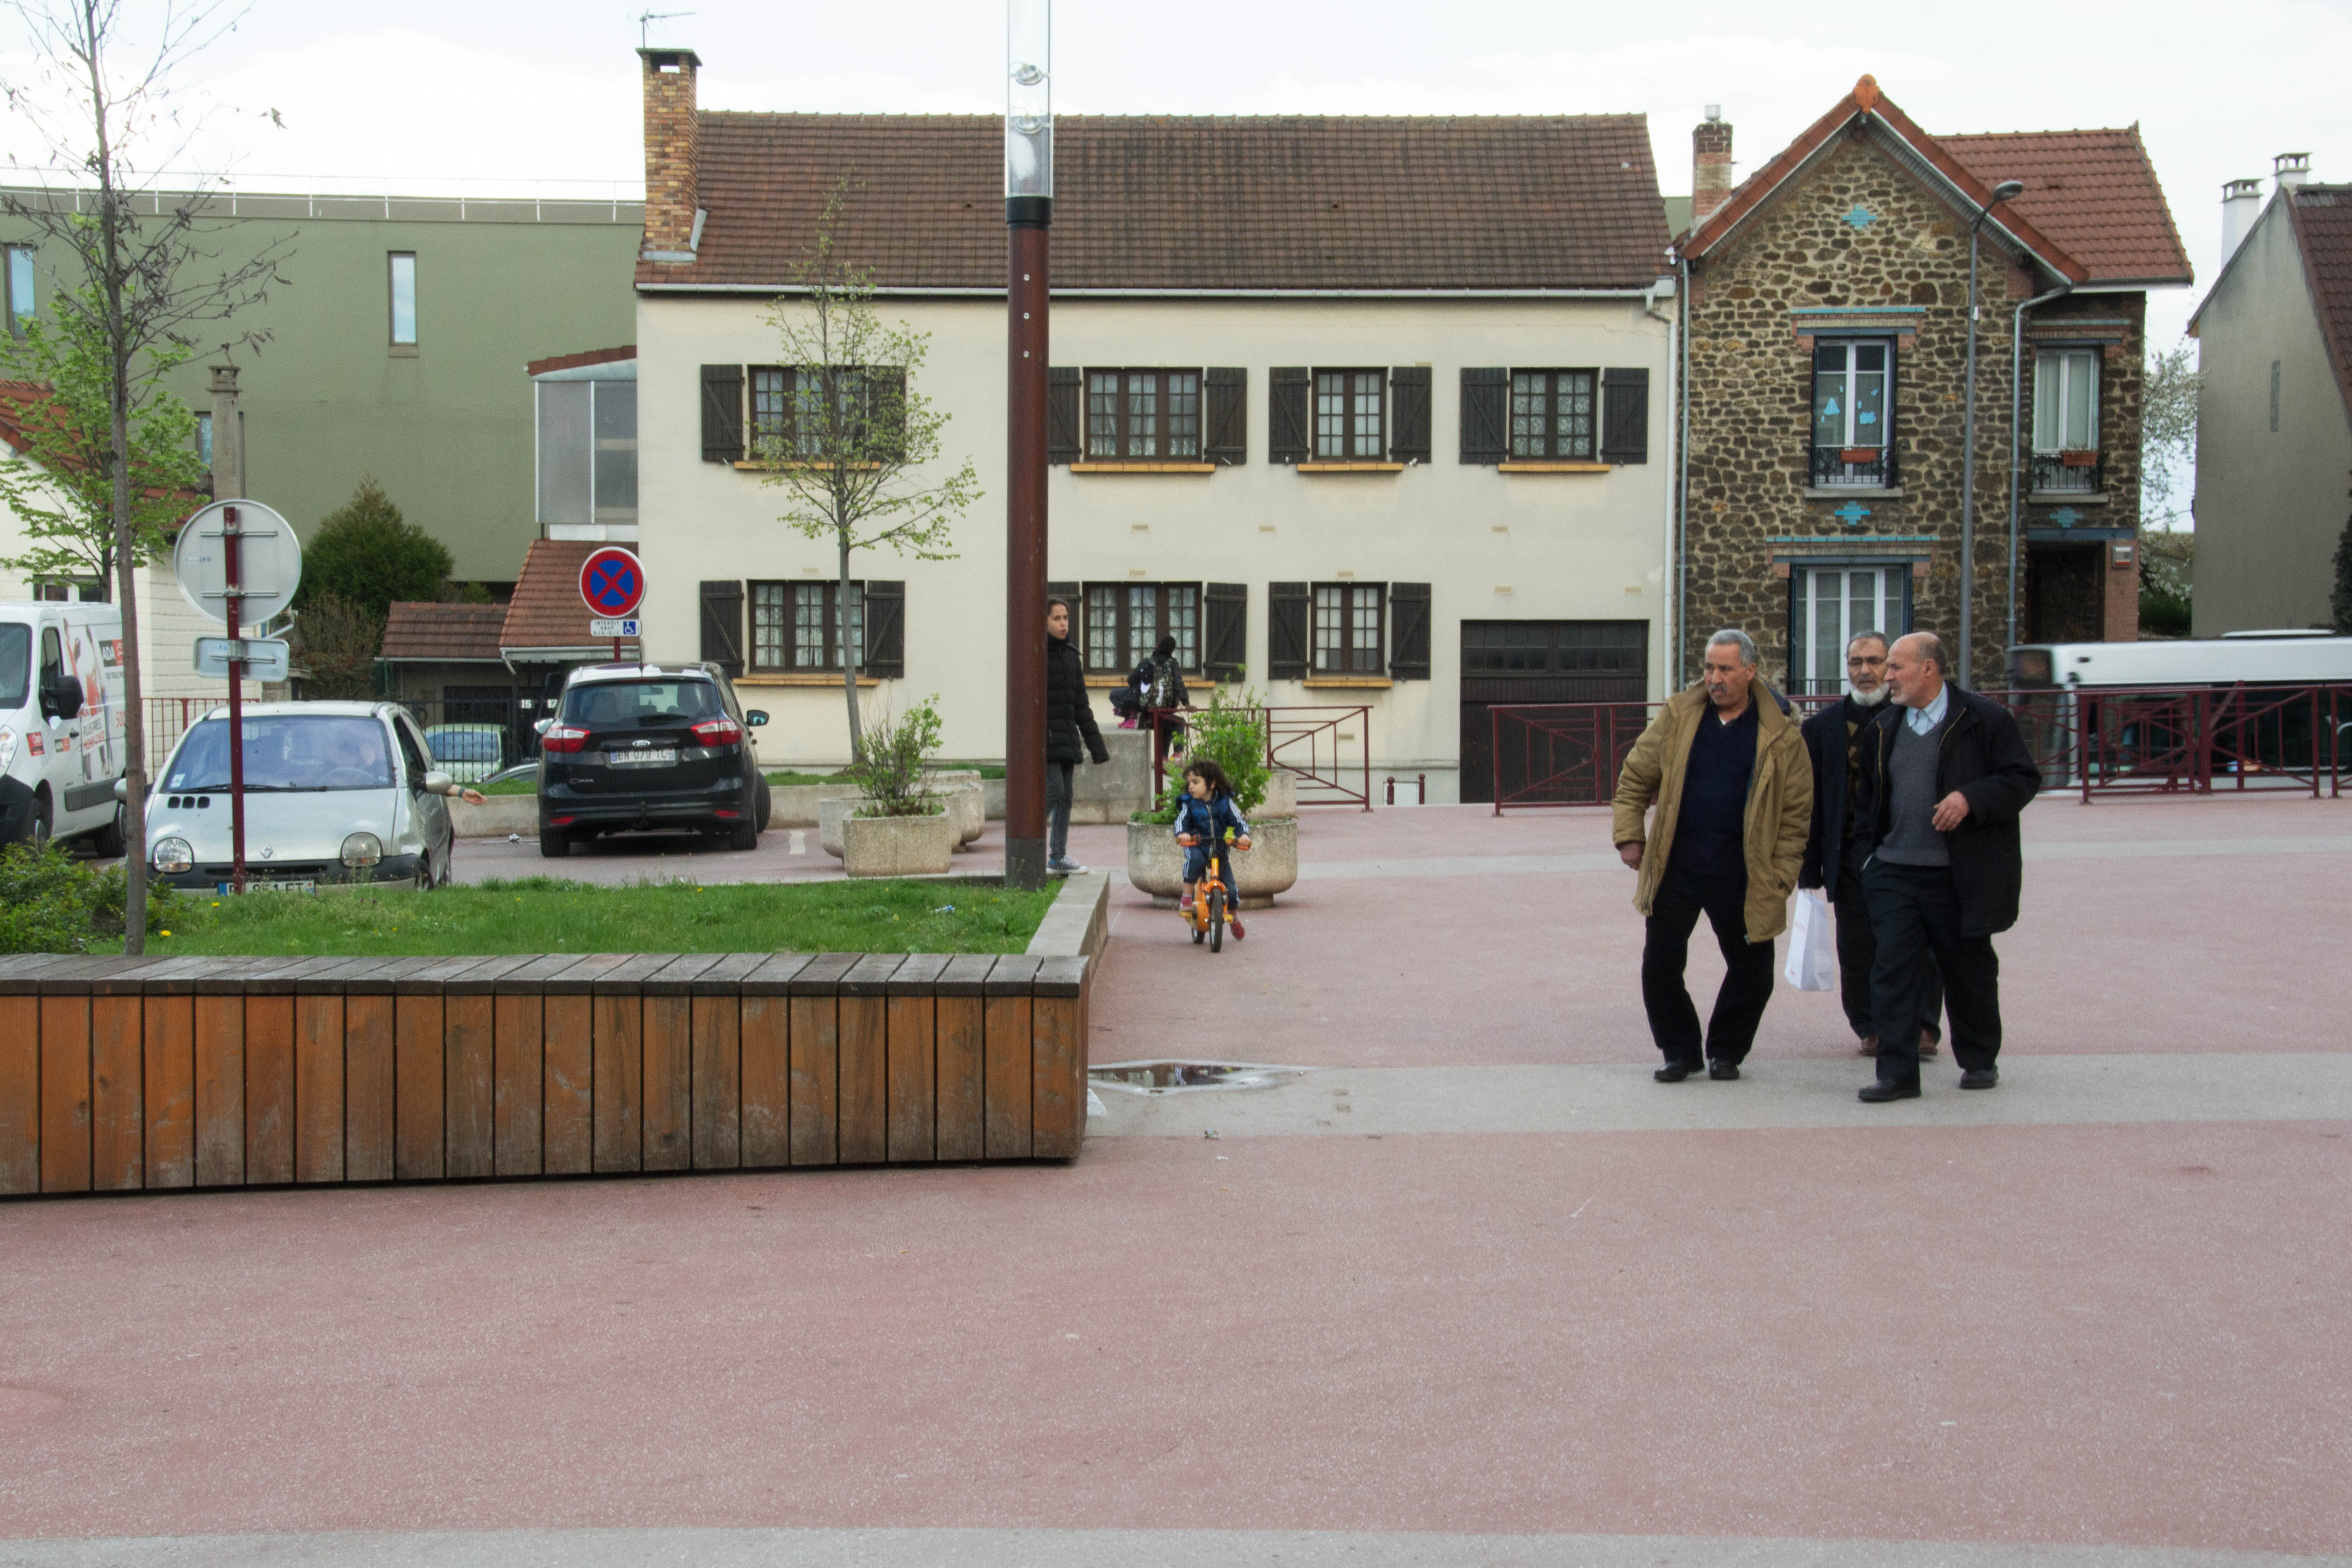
[1784,889,1836,991]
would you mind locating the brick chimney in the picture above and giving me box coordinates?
[639,46,704,261]
[1693,107,1734,226]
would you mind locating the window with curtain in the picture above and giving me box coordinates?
[1809,340,1893,486]
[751,580,866,672]
[1081,582,1201,673]
[1509,370,1598,459]
[2034,348,2099,452]
[1085,369,1202,459]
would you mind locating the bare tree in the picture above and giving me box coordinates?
[758,189,978,759]
[2,0,290,951]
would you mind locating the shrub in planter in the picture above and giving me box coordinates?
[0,841,178,954]
[844,695,945,819]
[1136,687,1271,825]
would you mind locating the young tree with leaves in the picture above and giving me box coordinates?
[2137,341,2202,635]
[1,0,290,952]
[757,193,978,758]
[0,286,208,592]
[2332,488,2352,635]
[298,476,452,617]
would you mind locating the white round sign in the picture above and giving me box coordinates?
[173,499,303,628]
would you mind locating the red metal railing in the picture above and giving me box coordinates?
[1489,683,2346,812]
[1150,704,1373,811]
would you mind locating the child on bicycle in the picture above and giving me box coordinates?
[1173,758,1252,940]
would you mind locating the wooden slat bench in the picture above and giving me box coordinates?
[0,949,1090,1195]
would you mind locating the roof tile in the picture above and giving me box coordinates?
[2286,185,2352,418]
[500,539,641,655]
[380,601,507,662]
[1944,127,2193,285]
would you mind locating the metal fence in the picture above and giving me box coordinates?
[1149,704,1374,810]
[1489,683,2352,813]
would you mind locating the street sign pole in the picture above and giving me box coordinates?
[223,504,247,894]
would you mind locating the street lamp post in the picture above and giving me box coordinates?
[1003,0,1051,890]
[1959,177,2025,688]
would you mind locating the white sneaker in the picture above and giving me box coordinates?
[1048,856,1086,876]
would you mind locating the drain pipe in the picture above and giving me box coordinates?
[1644,271,1679,697]
[1676,252,1692,690]
[2006,281,2073,657]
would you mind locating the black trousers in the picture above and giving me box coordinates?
[1642,860,1776,1068]
[1045,760,1074,861]
[1832,856,1942,1043]
[1863,859,2003,1085]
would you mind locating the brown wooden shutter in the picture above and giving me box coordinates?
[1047,367,1081,464]
[1204,582,1248,681]
[1600,368,1650,464]
[1268,581,1309,679]
[1460,368,1506,464]
[1388,367,1432,464]
[1269,368,1310,464]
[698,580,745,675]
[864,580,905,678]
[701,364,744,464]
[1204,367,1248,464]
[1388,582,1431,680]
[870,368,909,460]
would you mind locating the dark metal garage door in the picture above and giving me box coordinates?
[1459,621,1648,803]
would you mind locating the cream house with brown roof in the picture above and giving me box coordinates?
[626,46,1678,804]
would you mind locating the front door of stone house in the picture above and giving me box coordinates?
[1459,621,1647,803]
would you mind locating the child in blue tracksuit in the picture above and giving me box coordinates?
[1173,758,1252,940]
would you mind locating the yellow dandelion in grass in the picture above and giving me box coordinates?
[159,929,172,937]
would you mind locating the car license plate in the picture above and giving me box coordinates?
[220,880,316,894]
[608,748,678,765]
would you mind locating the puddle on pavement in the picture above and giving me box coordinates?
[1087,1060,1310,1095]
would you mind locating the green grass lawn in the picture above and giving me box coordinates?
[106,878,1056,958]
[482,776,537,795]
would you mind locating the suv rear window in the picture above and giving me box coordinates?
[562,679,722,727]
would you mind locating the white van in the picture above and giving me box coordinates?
[0,600,129,853]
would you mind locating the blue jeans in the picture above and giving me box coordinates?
[1046,760,1074,861]
[1182,843,1233,885]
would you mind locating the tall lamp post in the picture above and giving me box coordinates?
[1959,177,2026,687]
[1003,0,1052,890]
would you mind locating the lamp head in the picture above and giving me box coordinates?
[1990,179,2026,204]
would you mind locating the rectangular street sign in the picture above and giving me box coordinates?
[589,617,640,637]
[194,636,291,681]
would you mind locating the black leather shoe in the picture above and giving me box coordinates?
[1654,1061,1698,1082]
[1858,1080,1921,1103]
[1708,1060,1741,1081]
[1958,1067,1999,1090]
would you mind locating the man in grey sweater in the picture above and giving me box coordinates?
[1850,632,2042,1103]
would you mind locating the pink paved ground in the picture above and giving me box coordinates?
[6,794,2350,1553]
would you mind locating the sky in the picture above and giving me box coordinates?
[3,0,2348,440]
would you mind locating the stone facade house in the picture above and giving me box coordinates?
[1673,78,2192,692]
[627,47,1678,803]
[2187,161,2352,634]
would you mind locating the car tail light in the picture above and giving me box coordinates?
[712,809,741,819]
[540,724,592,753]
[548,815,576,827]
[690,715,743,747]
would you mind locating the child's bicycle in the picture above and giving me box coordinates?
[1179,827,1247,953]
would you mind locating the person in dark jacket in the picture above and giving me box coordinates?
[1798,629,1941,1059]
[1133,634,1190,764]
[1046,597,1109,876]
[1852,632,2041,1102]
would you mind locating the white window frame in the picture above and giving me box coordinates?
[2033,347,2099,453]
[388,252,417,349]
[1811,339,1892,451]
[533,368,639,538]
[1792,564,1905,698]
[5,245,33,337]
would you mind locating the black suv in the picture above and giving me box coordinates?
[536,662,771,856]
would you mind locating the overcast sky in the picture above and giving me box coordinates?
[5,0,2348,363]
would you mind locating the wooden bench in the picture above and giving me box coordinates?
[0,950,1089,1194]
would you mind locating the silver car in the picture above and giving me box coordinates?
[144,702,457,890]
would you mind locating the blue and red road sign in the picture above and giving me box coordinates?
[578,546,646,619]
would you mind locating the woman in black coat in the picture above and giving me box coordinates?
[1046,597,1108,874]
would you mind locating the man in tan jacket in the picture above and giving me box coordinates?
[1611,629,1812,1082]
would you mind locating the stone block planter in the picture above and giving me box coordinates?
[842,809,956,878]
[449,794,538,838]
[769,783,863,829]
[1125,816,1297,909]
[926,775,984,846]
[819,792,873,857]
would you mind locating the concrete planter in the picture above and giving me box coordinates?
[925,772,985,845]
[818,793,873,858]
[769,783,862,829]
[1124,816,1297,909]
[450,794,538,838]
[842,808,956,878]
[1259,770,1298,819]
[1069,729,1153,824]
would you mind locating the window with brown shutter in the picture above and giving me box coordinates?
[1600,367,1649,465]
[1269,368,1310,464]
[1388,583,1430,680]
[749,580,900,674]
[1267,581,1309,678]
[1204,368,1247,464]
[743,366,905,463]
[1080,582,1202,673]
[1460,367,1507,464]
[1312,583,1385,674]
[1313,370,1385,460]
[699,580,745,675]
[700,363,744,463]
[1204,582,1247,680]
[1047,368,1081,464]
[1509,370,1599,459]
[1389,367,1431,464]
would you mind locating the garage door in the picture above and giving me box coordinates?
[1460,621,1647,803]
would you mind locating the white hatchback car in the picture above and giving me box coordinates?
[144,702,459,890]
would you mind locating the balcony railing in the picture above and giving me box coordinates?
[1809,443,1897,488]
[2030,450,2103,494]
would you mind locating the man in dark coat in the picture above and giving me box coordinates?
[1046,597,1108,876]
[1798,629,1940,1059]
[1853,632,2041,1102]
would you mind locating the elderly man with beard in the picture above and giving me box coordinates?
[1798,630,1941,1060]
